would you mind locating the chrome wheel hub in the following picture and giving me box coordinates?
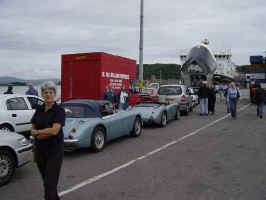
[0,157,9,178]
[95,132,105,149]
[135,120,141,135]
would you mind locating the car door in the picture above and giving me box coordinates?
[5,97,32,132]
[102,112,124,140]
[101,103,124,140]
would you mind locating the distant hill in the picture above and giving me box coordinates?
[0,76,26,84]
[0,76,60,85]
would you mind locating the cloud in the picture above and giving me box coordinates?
[0,0,266,79]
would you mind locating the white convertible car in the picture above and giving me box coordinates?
[0,95,44,133]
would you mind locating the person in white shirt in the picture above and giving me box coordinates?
[117,85,130,110]
[227,82,240,119]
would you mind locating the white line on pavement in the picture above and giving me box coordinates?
[59,103,251,197]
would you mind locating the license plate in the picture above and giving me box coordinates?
[165,98,175,103]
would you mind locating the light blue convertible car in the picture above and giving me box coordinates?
[61,100,142,152]
[131,102,180,127]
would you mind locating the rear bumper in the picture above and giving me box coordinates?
[64,139,80,151]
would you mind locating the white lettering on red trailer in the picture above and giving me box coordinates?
[101,72,129,80]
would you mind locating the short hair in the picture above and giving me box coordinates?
[41,81,57,94]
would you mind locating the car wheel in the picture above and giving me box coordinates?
[0,150,16,187]
[160,112,167,127]
[0,125,12,132]
[91,127,106,152]
[174,109,180,120]
[184,106,189,116]
[131,117,142,137]
[189,105,193,112]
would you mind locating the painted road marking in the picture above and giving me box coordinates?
[59,103,250,197]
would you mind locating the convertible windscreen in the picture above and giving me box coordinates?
[158,86,182,95]
[62,104,99,118]
[135,103,160,108]
[141,89,153,95]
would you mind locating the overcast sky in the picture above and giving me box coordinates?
[1,0,266,79]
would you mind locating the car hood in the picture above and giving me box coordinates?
[0,131,24,141]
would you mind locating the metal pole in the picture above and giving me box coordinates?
[139,0,144,81]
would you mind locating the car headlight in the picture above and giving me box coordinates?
[18,137,30,146]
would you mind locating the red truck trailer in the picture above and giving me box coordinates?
[61,52,140,105]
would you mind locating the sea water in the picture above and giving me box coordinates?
[0,85,61,99]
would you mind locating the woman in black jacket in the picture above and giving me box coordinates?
[31,81,65,200]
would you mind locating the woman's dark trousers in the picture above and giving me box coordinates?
[35,148,63,200]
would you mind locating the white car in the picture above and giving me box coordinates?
[0,131,32,186]
[0,95,44,133]
[157,85,193,115]
[188,87,199,107]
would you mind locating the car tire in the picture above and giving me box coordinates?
[160,112,167,127]
[0,150,16,187]
[174,109,180,120]
[189,105,193,112]
[0,125,12,132]
[91,127,106,152]
[184,105,189,116]
[131,117,142,137]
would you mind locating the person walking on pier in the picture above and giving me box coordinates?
[103,84,115,104]
[228,82,240,119]
[4,85,14,94]
[254,84,265,119]
[224,84,231,113]
[26,82,39,96]
[198,81,209,115]
[117,85,130,110]
[208,84,217,114]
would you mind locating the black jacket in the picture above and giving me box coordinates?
[254,88,265,103]
[198,86,209,98]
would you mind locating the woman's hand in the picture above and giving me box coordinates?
[36,134,50,139]
[31,129,39,136]
[31,129,49,139]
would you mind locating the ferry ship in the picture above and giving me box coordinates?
[179,39,238,84]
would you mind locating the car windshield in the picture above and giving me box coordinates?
[141,89,153,95]
[158,86,182,95]
[135,103,160,108]
[61,104,98,118]
[148,84,159,89]
[192,87,199,94]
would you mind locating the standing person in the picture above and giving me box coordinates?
[198,81,209,115]
[117,85,130,110]
[254,84,265,119]
[224,84,231,113]
[103,84,115,104]
[25,82,39,96]
[228,82,240,119]
[31,81,65,200]
[208,84,217,114]
[4,85,13,94]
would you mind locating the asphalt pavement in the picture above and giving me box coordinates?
[2,91,266,200]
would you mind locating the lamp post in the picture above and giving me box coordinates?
[139,0,144,81]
